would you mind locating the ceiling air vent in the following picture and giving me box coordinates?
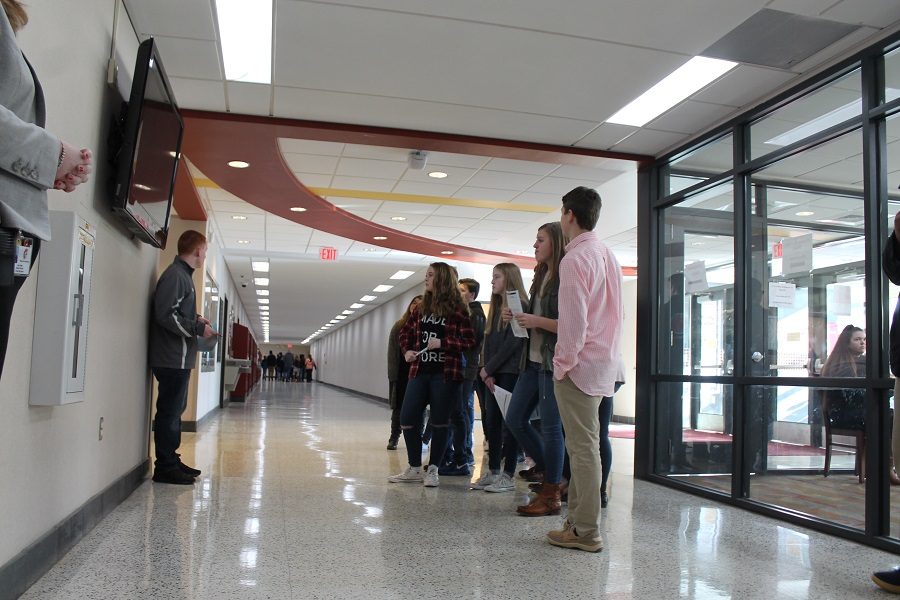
[702,9,860,70]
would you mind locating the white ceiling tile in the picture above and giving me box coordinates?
[279,138,345,156]
[152,37,222,80]
[292,173,334,188]
[392,181,461,196]
[341,144,410,161]
[514,191,563,206]
[226,82,272,116]
[466,220,529,233]
[610,129,689,156]
[308,231,356,251]
[330,176,397,192]
[342,207,378,220]
[400,166,477,186]
[327,197,382,211]
[551,165,635,182]
[824,0,900,27]
[528,177,604,195]
[124,0,217,40]
[431,205,495,219]
[692,65,798,108]
[488,210,549,223]
[425,153,492,169]
[465,170,544,191]
[282,154,340,175]
[574,123,640,151]
[335,157,409,179]
[377,201,439,215]
[210,198,264,214]
[168,77,226,112]
[483,158,560,176]
[420,216,480,229]
[647,101,738,136]
[453,187,520,202]
[410,226,459,242]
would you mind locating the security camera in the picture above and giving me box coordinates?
[241,283,247,288]
[408,150,428,170]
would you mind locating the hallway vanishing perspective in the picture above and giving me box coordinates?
[21,381,900,599]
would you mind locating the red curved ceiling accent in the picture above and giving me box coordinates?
[180,111,648,270]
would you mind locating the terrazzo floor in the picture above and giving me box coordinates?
[20,380,900,599]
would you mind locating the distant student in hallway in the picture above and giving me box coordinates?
[389,262,475,487]
[149,230,217,485]
[547,187,623,553]
[305,355,316,382]
[386,295,422,450]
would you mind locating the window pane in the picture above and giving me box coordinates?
[750,69,860,160]
[658,183,734,376]
[665,133,734,197]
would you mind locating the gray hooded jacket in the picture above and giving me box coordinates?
[150,257,204,369]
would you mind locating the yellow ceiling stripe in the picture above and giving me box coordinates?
[307,187,557,213]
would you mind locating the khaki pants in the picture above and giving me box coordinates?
[554,376,603,539]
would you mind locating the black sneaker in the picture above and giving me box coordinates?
[152,468,195,485]
[438,463,471,476]
[386,438,398,450]
[178,463,201,477]
[873,567,900,593]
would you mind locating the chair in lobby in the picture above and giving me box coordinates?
[822,390,865,484]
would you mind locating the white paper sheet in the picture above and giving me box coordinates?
[505,290,529,338]
[493,385,513,418]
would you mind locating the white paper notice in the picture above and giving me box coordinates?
[493,385,513,418]
[832,285,851,316]
[781,234,813,276]
[506,290,529,338]
[768,281,796,308]
[684,261,708,294]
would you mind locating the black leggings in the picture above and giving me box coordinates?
[0,239,40,378]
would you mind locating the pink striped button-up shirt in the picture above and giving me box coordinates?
[553,231,623,397]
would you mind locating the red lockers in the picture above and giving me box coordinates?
[230,323,259,401]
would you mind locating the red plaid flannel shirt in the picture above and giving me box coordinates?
[398,306,476,382]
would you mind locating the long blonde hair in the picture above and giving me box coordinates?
[530,222,565,299]
[419,262,467,318]
[486,263,529,334]
[2,0,27,32]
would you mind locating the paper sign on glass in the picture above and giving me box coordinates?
[684,261,708,294]
[781,234,813,276]
[506,290,529,338]
[768,281,796,308]
[832,285,851,316]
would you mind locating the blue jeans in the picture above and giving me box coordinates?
[506,362,565,484]
[400,374,461,468]
[151,367,191,471]
[463,380,475,464]
[483,372,520,475]
[599,395,613,489]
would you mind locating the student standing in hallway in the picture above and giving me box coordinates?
[548,187,623,552]
[149,230,216,485]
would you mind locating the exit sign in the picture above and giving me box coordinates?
[320,247,338,261]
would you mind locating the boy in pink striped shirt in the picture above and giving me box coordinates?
[547,187,624,553]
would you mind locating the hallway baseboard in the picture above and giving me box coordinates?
[0,458,150,600]
[318,381,388,406]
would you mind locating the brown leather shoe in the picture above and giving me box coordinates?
[517,483,562,516]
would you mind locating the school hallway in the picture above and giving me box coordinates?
[20,380,900,599]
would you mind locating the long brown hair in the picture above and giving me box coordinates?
[486,263,529,334]
[822,325,865,377]
[419,262,467,318]
[397,295,423,325]
[2,0,28,32]
[530,222,565,299]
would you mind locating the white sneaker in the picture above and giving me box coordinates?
[423,465,440,487]
[470,472,500,490]
[485,472,515,493]
[388,467,423,483]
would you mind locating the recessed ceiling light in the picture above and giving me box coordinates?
[227,160,250,169]
[254,277,269,286]
[607,56,737,127]
[391,216,407,221]
[360,295,377,302]
[342,310,354,315]
[216,0,272,84]
[363,248,378,252]
[329,320,338,324]
[251,260,269,273]
[256,289,269,296]
[441,250,454,255]
[389,270,415,280]
[290,207,307,212]
[335,315,347,320]
[796,211,815,217]
[373,236,388,241]
[258,298,269,304]
[373,284,393,293]
[232,215,247,220]
[428,171,448,179]
[350,303,364,309]
[237,240,250,244]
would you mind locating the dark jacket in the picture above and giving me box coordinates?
[387,317,410,382]
[483,307,526,377]
[884,233,900,376]
[520,277,559,372]
[149,257,204,369]
[463,301,486,381]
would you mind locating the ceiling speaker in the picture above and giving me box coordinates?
[408,150,428,170]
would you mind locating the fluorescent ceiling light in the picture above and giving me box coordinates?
[373,285,393,293]
[360,295,377,302]
[258,298,269,305]
[251,260,269,273]
[254,277,269,286]
[389,270,415,280]
[329,320,338,324]
[290,207,307,212]
[335,315,347,320]
[607,56,737,127]
[227,160,250,169]
[232,215,247,220]
[796,211,814,217]
[237,240,250,244]
[256,289,269,296]
[441,250,454,255]
[342,310,354,315]
[373,236,387,241]
[215,0,272,84]
[350,303,364,309]
[391,216,407,221]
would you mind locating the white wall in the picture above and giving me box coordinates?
[0,0,153,566]
[616,278,638,420]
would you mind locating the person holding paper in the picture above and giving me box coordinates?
[547,187,623,553]
[388,263,475,487]
[503,222,567,516]
[471,263,528,493]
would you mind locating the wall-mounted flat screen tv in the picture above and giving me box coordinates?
[110,37,183,249]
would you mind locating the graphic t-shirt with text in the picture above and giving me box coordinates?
[417,312,447,374]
